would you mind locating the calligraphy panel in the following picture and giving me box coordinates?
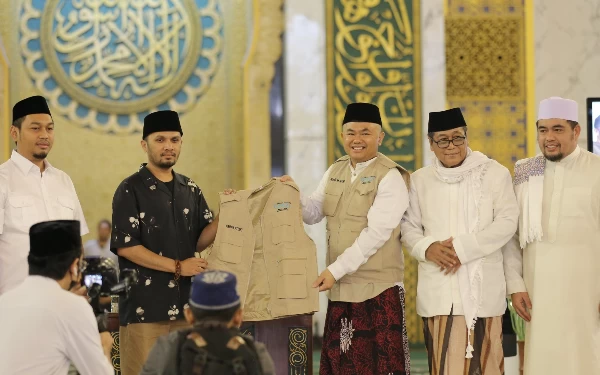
[446,1,531,171]
[20,0,223,134]
[326,0,422,171]
[3,0,280,258]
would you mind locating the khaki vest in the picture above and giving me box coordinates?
[205,179,319,321]
[324,153,410,303]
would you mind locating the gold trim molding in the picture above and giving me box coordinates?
[242,0,284,189]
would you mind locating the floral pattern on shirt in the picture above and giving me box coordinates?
[111,165,211,325]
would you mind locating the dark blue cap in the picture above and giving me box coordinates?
[189,270,240,310]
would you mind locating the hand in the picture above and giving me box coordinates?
[278,175,294,183]
[511,292,532,322]
[222,188,236,195]
[441,237,462,274]
[180,257,208,276]
[312,269,336,292]
[70,284,88,298]
[445,258,462,275]
[99,332,114,360]
[425,238,459,272]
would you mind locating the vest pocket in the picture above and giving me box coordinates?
[346,182,376,217]
[271,214,295,244]
[217,231,243,264]
[323,192,342,217]
[277,258,307,299]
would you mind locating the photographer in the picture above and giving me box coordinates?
[140,270,274,375]
[0,220,114,375]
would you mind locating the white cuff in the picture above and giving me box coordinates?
[453,234,478,264]
[327,263,345,281]
[506,280,527,295]
[412,236,436,262]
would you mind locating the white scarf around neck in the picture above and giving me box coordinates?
[433,148,491,358]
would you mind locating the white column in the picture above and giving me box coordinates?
[284,0,328,336]
[534,0,600,148]
[420,0,446,167]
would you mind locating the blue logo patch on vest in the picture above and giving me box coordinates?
[360,176,376,184]
[275,202,291,212]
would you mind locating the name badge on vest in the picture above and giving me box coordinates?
[360,176,376,184]
[225,224,242,232]
[329,178,345,183]
[274,202,291,212]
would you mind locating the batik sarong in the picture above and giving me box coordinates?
[320,286,410,375]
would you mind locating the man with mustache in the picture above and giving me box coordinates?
[401,108,518,374]
[503,97,600,374]
[110,110,221,375]
[0,95,88,295]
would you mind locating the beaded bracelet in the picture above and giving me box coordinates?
[174,260,181,284]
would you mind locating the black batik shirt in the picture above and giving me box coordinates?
[111,165,213,325]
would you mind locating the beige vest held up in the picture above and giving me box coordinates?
[323,153,409,303]
[205,179,319,321]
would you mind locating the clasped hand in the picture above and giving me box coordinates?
[425,238,462,275]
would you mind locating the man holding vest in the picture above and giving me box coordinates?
[283,103,411,374]
[111,110,219,375]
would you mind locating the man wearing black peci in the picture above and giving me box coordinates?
[111,110,224,375]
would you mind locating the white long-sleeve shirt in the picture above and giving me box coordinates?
[300,157,409,282]
[0,276,114,375]
[0,150,88,295]
[401,160,518,317]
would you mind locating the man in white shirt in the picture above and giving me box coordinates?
[0,220,114,375]
[283,103,411,374]
[503,97,600,374]
[83,219,117,264]
[0,96,88,295]
[401,108,519,374]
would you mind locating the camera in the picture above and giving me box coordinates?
[81,257,119,314]
[84,274,103,288]
[109,268,139,297]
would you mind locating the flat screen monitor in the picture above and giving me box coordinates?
[587,98,600,155]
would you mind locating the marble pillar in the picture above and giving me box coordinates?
[420,0,446,166]
[535,0,600,149]
[284,0,328,336]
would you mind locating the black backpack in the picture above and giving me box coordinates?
[176,325,263,375]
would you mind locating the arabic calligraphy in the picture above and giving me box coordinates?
[328,0,421,171]
[20,0,223,133]
[40,0,199,114]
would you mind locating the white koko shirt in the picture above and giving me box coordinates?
[0,150,88,294]
[0,276,114,375]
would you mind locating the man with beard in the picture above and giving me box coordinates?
[503,97,600,374]
[0,96,88,295]
[111,110,222,375]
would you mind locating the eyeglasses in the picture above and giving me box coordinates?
[431,136,466,149]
